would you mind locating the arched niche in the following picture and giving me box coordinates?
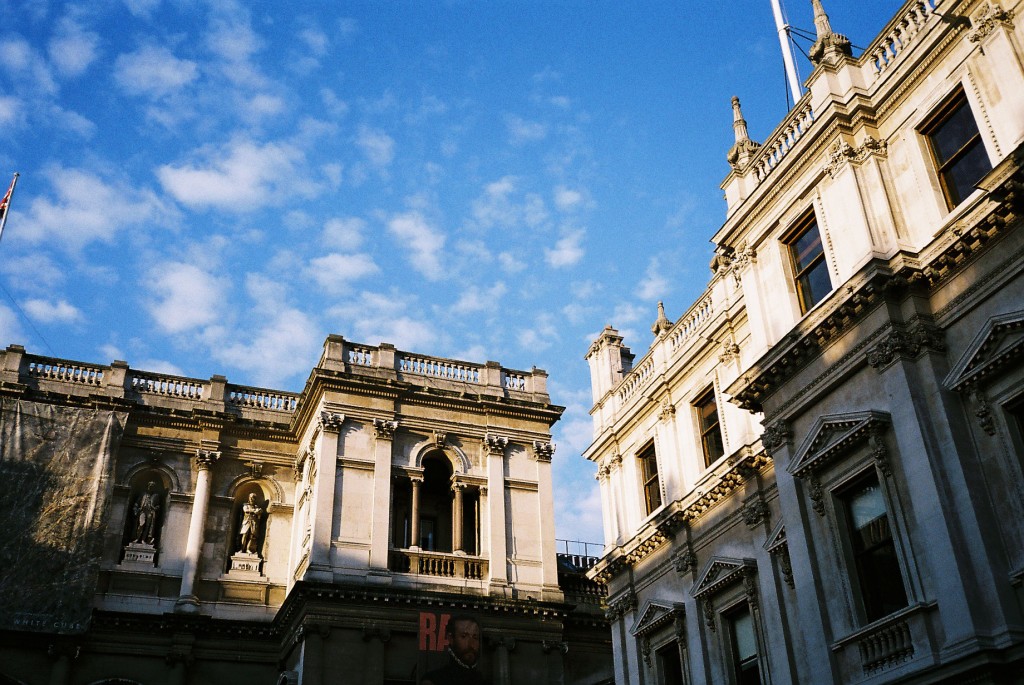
[123,459,179,492]
[121,466,170,560]
[223,472,284,504]
[226,480,270,566]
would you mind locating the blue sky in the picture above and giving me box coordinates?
[0,0,901,545]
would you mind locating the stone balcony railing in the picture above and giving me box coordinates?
[317,335,550,402]
[388,548,488,581]
[1,345,299,423]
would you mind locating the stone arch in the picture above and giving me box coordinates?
[223,472,284,503]
[225,480,270,565]
[123,458,179,492]
[411,440,470,473]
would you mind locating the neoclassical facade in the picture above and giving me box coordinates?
[0,336,611,684]
[585,0,1024,683]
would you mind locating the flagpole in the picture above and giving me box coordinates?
[769,0,804,105]
[0,172,20,245]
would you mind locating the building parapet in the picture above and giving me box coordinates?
[318,335,550,402]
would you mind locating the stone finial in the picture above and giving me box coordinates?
[809,0,852,66]
[651,301,673,337]
[726,97,761,171]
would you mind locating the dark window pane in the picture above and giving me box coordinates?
[656,642,685,685]
[695,389,724,467]
[930,102,977,164]
[799,259,833,312]
[943,140,990,206]
[843,475,908,623]
[729,606,762,685]
[791,226,823,271]
[639,445,661,514]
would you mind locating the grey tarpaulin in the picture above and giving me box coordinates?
[0,398,126,634]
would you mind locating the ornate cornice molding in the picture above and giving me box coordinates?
[531,440,555,462]
[482,433,508,457]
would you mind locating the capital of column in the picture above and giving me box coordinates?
[483,433,508,457]
[318,411,346,433]
[195,449,221,470]
[373,418,398,440]
[531,440,555,462]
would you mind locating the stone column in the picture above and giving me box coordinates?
[362,626,391,685]
[533,441,559,590]
[484,435,509,587]
[410,476,423,550]
[452,481,465,554]
[46,644,76,685]
[307,412,343,581]
[175,449,220,613]
[297,624,329,685]
[369,418,397,571]
[492,636,515,685]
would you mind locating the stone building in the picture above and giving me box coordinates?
[0,336,611,684]
[585,0,1024,683]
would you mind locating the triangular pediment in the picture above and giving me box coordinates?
[690,556,756,599]
[787,410,891,478]
[630,600,685,637]
[945,310,1024,392]
[763,519,786,553]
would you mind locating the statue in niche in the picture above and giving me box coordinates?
[238,493,265,555]
[132,481,162,545]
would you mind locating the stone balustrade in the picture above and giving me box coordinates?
[388,548,488,580]
[130,371,205,399]
[864,0,945,78]
[749,98,816,185]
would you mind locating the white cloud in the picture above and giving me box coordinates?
[0,36,56,95]
[123,0,161,18]
[353,315,436,351]
[298,27,329,56]
[21,166,171,249]
[212,308,321,388]
[307,253,379,291]
[50,105,95,137]
[157,138,315,212]
[0,304,25,345]
[355,126,395,167]
[23,299,83,324]
[637,257,668,300]
[386,212,445,280]
[498,252,526,273]
[0,255,65,292]
[144,262,226,334]
[322,217,365,250]
[517,313,559,351]
[452,282,507,314]
[246,93,286,118]
[554,186,583,212]
[470,177,548,231]
[114,45,199,98]
[544,229,585,268]
[0,96,21,127]
[48,17,100,78]
[506,114,548,144]
[135,358,185,376]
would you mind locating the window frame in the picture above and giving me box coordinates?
[918,87,992,211]
[724,601,763,685]
[835,468,910,624]
[638,441,662,516]
[694,386,725,468]
[782,210,831,314]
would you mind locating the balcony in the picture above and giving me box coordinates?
[388,548,488,581]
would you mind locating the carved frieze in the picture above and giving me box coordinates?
[673,549,698,576]
[719,339,741,364]
[658,399,676,421]
[604,590,638,622]
[742,498,770,528]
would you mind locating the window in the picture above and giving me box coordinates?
[656,642,685,685]
[695,387,725,468]
[921,89,992,209]
[840,472,908,623]
[728,605,762,685]
[784,212,831,313]
[638,442,662,515]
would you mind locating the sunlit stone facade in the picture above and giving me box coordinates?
[0,336,611,684]
[586,1,1024,683]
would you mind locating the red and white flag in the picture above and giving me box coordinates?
[0,172,19,243]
